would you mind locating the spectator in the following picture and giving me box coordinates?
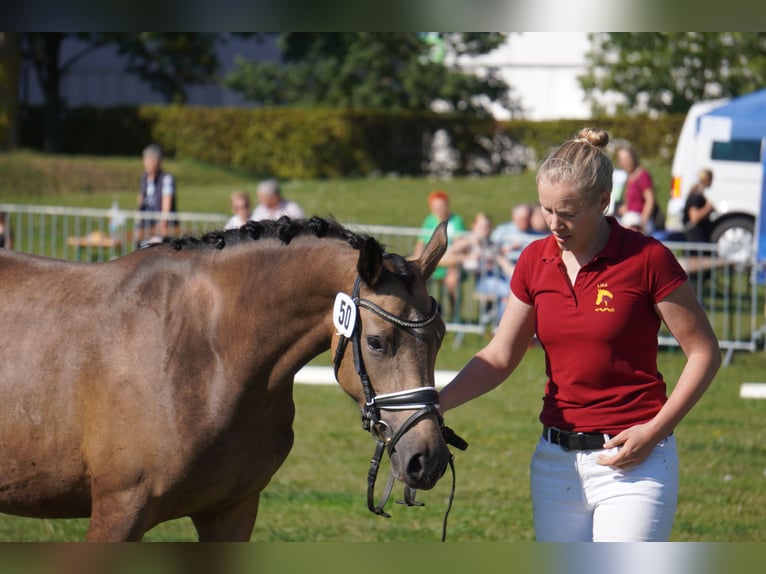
[412,190,467,321]
[491,201,547,266]
[251,179,305,221]
[616,143,660,234]
[225,190,253,230]
[0,211,12,249]
[491,203,534,247]
[438,127,720,542]
[683,169,715,243]
[136,144,177,245]
[619,210,644,233]
[445,212,514,323]
[529,203,550,234]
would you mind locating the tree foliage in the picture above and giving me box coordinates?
[21,33,227,151]
[225,33,511,116]
[580,33,766,115]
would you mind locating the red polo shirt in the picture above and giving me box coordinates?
[511,217,687,434]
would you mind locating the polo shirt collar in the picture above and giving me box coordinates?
[540,216,623,265]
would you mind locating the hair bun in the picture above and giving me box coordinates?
[575,127,609,149]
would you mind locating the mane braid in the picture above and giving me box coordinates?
[160,216,381,253]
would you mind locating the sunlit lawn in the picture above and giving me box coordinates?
[0,153,762,542]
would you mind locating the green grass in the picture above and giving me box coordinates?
[1,342,763,541]
[0,152,762,542]
[0,151,672,228]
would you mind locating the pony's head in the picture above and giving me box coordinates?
[332,222,450,493]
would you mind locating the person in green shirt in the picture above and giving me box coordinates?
[412,190,467,321]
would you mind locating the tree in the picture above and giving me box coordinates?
[580,33,766,115]
[21,33,225,152]
[0,33,20,150]
[225,33,511,116]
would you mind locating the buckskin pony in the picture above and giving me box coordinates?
[0,217,451,541]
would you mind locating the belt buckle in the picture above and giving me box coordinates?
[558,429,586,451]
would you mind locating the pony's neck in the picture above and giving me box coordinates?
[216,239,359,384]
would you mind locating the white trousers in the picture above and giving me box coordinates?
[530,433,678,542]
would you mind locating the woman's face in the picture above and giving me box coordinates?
[616,148,636,173]
[538,179,609,255]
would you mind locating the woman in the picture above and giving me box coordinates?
[616,143,658,234]
[438,128,721,542]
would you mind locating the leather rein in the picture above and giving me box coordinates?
[332,276,468,541]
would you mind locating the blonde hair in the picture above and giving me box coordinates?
[536,128,613,207]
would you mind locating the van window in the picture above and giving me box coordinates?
[711,139,762,163]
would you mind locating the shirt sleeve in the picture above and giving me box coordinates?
[509,242,535,305]
[637,169,654,192]
[645,240,688,303]
[286,201,305,219]
[161,174,175,197]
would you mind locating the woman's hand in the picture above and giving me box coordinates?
[597,423,662,469]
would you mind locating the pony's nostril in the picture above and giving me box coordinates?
[406,453,426,481]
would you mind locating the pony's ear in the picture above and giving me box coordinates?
[357,236,384,288]
[415,221,448,280]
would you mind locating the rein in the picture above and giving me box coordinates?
[332,276,468,541]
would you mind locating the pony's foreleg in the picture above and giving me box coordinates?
[85,488,152,541]
[190,493,261,542]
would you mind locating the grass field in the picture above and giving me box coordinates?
[0,152,764,542]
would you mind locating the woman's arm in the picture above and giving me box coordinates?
[439,293,536,413]
[598,281,721,468]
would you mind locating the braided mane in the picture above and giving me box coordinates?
[160,216,374,252]
[157,216,416,291]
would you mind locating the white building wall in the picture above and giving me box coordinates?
[460,32,593,120]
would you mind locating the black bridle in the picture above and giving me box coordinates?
[332,276,468,541]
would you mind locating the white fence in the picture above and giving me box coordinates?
[2,203,764,364]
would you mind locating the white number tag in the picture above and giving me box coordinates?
[333,292,357,337]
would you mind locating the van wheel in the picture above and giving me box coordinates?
[711,216,755,265]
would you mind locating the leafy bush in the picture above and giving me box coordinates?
[19,105,686,179]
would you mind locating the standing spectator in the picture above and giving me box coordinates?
[251,179,305,221]
[225,191,253,230]
[136,144,177,245]
[683,169,716,243]
[616,143,659,234]
[438,127,720,542]
[412,190,467,321]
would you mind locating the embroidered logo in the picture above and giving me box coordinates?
[595,283,615,313]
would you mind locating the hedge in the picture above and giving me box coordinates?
[19,105,686,179]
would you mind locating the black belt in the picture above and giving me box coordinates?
[542,426,609,451]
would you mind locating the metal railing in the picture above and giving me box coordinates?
[2,203,764,363]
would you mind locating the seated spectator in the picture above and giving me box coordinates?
[412,190,467,321]
[251,179,305,221]
[443,212,514,323]
[529,203,550,234]
[491,202,545,263]
[225,190,253,230]
[491,202,533,246]
[683,169,716,243]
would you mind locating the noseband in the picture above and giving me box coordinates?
[332,275,468,541]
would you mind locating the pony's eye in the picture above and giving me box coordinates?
[366,336,386,353]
